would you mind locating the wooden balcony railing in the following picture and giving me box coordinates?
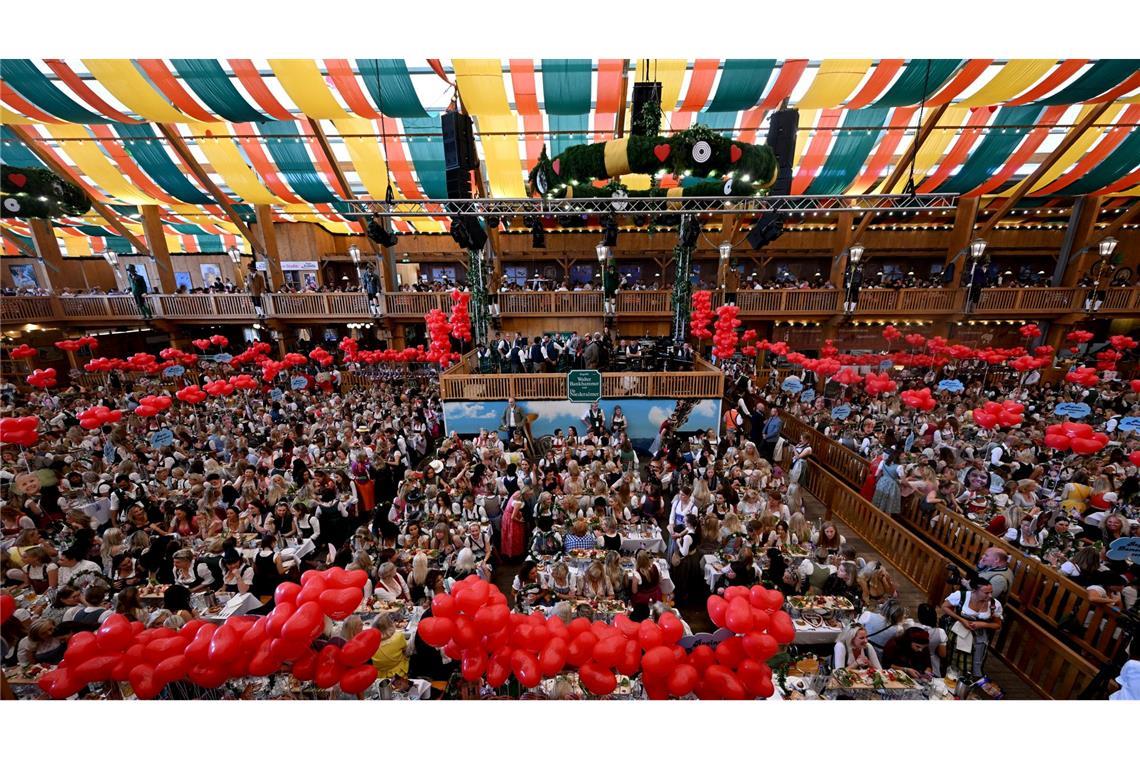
[973,287,1084,314]
[789,455,1099,699]
[440,356,723,401]
[616,290,671,315]
[383,292,451,317]
[498,291,604,316]
[266,292,374,319]
[4,287,1136,325]
[779,411,1129,672]
[1,295,59,323]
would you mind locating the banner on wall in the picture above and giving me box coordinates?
[281,261,319,271]
[443,398,722,451]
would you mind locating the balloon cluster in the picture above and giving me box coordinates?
[134,395,172,418]
[36,568,377,700]
[882,325,902,343]
[175,385,208,405]
[191,339,212,352]
[1065,330,1094,346]
[425,308,455,368]
[125,353,160,374]
[1019,324,1042,341]
[711,305,741,360]
[449,290,472,342]
[972,399,1024,430]
[832,367,863,386]
[54,336,98,352]
[0,416,38,447]
[1065,366,1100,388]
[209,334,229,348]
[690,291,714,340]
[232,374,259,392]
[10,344,37,360]
[338,336,359,361]
[900,387,936,411]
[283,353,308,368]
[308,347,334,367]
[904,333,926,349]
[740,330,758,357]
[78,405,122,430]
[1096,349,1122,371]
[1109,334,1137,352]
[417,578,786,699]
[84,357,123,373]
[1009,355,1047,374]
[344,348,433,365]
[159,347,198,367]
[26,368,57,389]
[204,380,235,397]
[863,372,897,396]
[1044,421,1108,455]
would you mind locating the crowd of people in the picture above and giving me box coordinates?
[2,327,1137,700]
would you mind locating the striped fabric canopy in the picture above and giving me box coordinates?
[2,59,1138,253]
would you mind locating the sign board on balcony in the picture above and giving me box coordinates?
[149,429,174,448]
[800,389,816,403]
[937,379,964,393]
[162,365,185,377]
[780,376,803,393]
[290,376,310,391]
[281,261,319,271]
[1054,402,1091,419]
[567,370,602,403]
[880,359,894,370]
[1118,417,1140,433]
[269,389,284,401]
[831,404,851,420]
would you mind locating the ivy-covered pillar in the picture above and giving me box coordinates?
[467,244,489,347]
[670,215,695,344]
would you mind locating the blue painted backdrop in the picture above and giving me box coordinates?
[443,398,723,450]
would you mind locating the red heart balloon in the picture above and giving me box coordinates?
[318,587,363,621]
[729,145,743,163]
[339,663,377,694]
[653,144,671,162]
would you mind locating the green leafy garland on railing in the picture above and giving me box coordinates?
[1,165,91,219]
[527,124,777,201]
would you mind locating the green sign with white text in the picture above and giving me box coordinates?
[567,369,602,402]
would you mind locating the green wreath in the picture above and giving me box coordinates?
[1,165,91,219]
[527,124,777,201]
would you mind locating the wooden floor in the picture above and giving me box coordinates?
[798,491,1039,699]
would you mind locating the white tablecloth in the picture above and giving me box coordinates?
[792,620,843,645]
[619,527,666,554]
[541,558,674,596]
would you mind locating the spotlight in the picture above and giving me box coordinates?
[746,212,784,250]
[367,215,398,247]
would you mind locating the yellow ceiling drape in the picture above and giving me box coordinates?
[44,124,156,204]
[1012,104,1125,196]
[792,110,819,172]
[453,59,528,198]
[0,106,36,124]
[796,60,873,109]
[185,123,282,205]
[958,60,1057,107]
[63,236,92,257]
[268,60,353,120]
[83,59,197,123]
[888,107,968,193]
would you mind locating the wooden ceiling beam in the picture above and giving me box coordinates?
[975,101,1114,240]
[852,103,949,244]
[155,123,264,256]
[1092,200,1139,242]
[7,125,150,255]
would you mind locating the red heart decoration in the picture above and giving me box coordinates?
[653,144,671,162]
[9,173,27,188]
[730,145,743,163]
[552,159,561,175]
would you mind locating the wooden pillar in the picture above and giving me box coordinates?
[945,196,981,271]
[1060,197,1107,286]
[254,205,285,291]
[486,225,505,290]
[140,206,177,293]
[830,212,856,287]
[1045,322,1069,351]
[27,218,67,291]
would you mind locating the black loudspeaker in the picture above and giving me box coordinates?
[765,108,799,197]
[746,213,784,250]
[445,167,472,200]
[442,110,478,171]
[630,81,663,138]
[449,216,487,251]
